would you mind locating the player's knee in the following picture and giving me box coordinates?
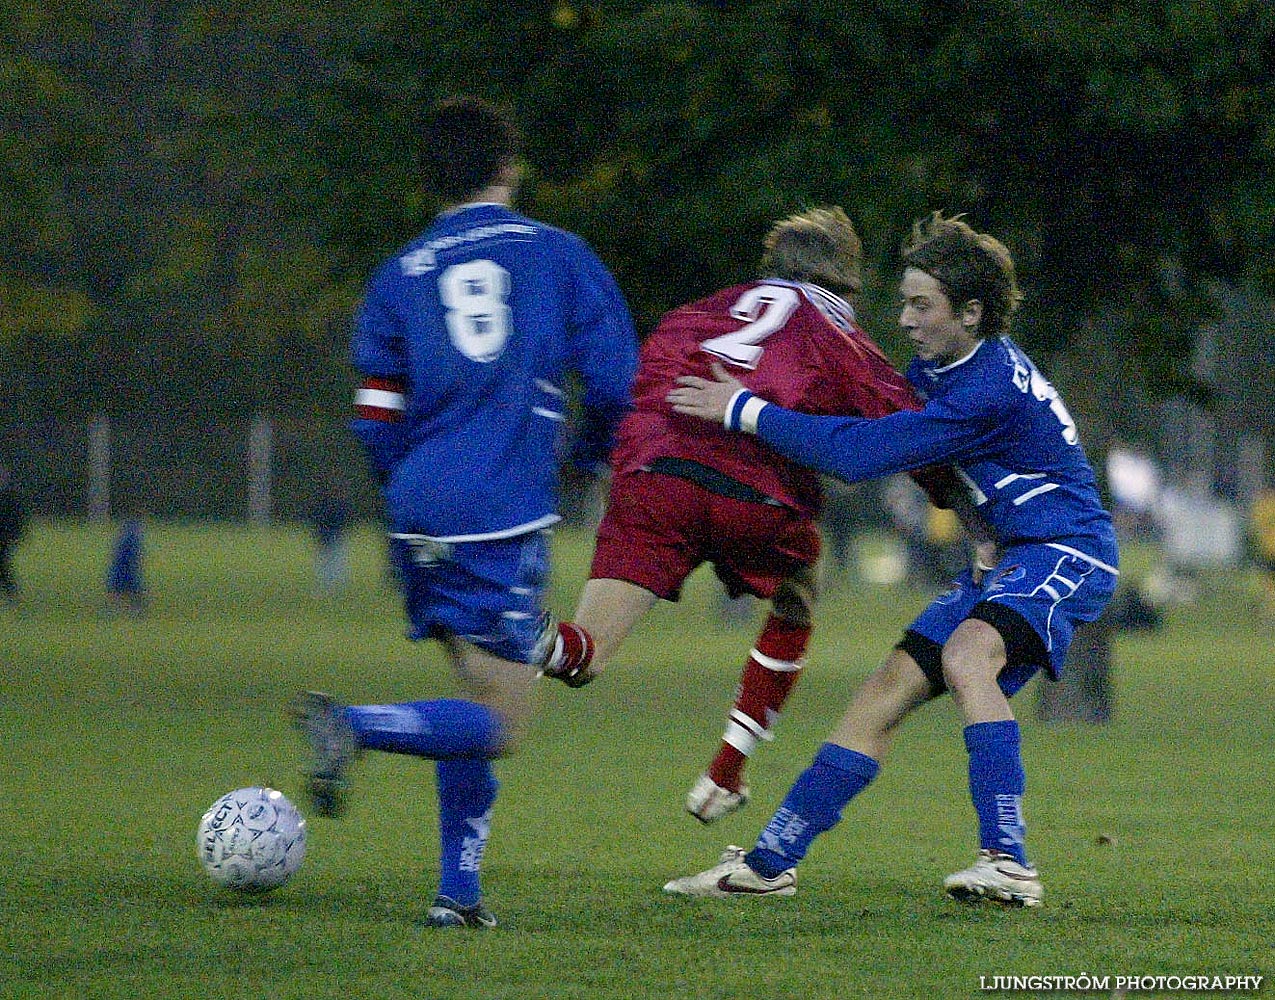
[487,698,535,756]
[939,620,1005,693]
[771,571,816,627]
[875,647,934,702]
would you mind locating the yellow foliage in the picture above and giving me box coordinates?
[0,281,96,340]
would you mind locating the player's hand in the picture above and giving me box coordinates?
[667,362,743,423]
[972,541,1001,585]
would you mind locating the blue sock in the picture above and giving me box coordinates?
[346,699,504,759]
[964,720,1028,865]
[436,758,498,906]
[745,743,880,878]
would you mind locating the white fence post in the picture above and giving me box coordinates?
[248,415,273,526]
[87,414,111,521]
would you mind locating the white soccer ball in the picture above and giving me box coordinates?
[197,787,307,894]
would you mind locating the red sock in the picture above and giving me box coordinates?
[548,621,594,675]
[708,615,810,791]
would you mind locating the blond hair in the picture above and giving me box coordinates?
[760,206,863,296]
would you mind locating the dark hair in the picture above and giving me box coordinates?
[760,206,863,296]
[901,212,1022,335]
[420,96,521,203]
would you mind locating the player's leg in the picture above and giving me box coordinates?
[542,470,701,686]
[543,577,659,685]
[291,653,520,826]
[729,579,977,882]
[942,549,1115,906]
[689,566,815,822]
[289,649,522,823]
[664,646,937,895]
[738,647,936,878]
[938,615,1042,905]
[421,635,540,927]
[291,531,551,927]
[315,637,534,927]
[665,568,983,896]
[685,503,822,822]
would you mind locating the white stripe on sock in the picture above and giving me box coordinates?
[723,721,759,756]
[750,648,804,672]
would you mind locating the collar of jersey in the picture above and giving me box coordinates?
[762,278,856,325]
[436,201,508,220]
[926,338,985,375]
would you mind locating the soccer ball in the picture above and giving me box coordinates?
[197,787,307,893]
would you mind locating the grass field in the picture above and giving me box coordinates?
[2,521,1272,999]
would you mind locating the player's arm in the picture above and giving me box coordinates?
[349,280,411,485]
[942,486,1001,583]
[563,237,639,471]
[669,363,997,484]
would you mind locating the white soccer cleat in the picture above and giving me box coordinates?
[685,773,751,824]
[944,849,1043,907]
[662,845,796,898]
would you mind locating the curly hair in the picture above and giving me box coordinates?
[901,212,1022,335]
[760,206,863,296]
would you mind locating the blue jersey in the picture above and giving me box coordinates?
[351,203,638,539]
[107,519,144,593]
[736,336,1117,569]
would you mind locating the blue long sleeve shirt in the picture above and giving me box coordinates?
[729,336,1118,569]
[350,203,638,539]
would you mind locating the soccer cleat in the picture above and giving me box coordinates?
[662,845,796,898]
[685,773,751,824]
[288,691,358,818]
[423,894,498,929]
[943,849,1043,908]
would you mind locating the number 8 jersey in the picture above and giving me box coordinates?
[351,203,638,539]
[611,279,924,516]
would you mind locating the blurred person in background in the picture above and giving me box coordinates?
[665,213,1117,908]
[882,473,967,588]
[309,476,352,597]
[1248,486,1275,623]
[817,476,862,580]
[289,95,637,929]
[0,465,26,605]
[105,515,146,616]
[539,206,972,823]
[1105,440,1161,542]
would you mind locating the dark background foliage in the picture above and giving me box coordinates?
[4,1,1273,516]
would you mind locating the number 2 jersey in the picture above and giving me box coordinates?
[739,336,1119,569]
[611,279,925,517]
[350,202,638,539]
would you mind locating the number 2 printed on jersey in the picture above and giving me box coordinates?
[699,284,800,369]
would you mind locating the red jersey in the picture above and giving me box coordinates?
[611,280,923,516]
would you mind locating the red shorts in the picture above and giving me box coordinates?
[590,470,821,601]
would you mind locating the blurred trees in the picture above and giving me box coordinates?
[3,1,1273,490]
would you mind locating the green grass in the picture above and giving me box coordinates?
[2,521,1272,999]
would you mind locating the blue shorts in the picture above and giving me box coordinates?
[390,530,553,665]
[903,543,1118,696]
